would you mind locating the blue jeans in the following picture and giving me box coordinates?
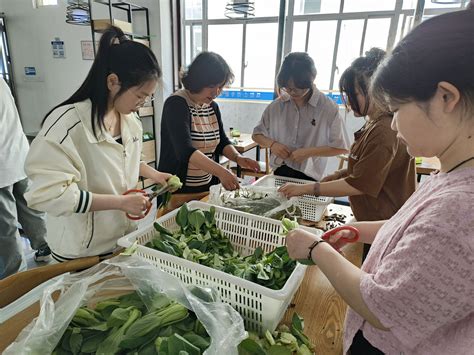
[0,178,47,279]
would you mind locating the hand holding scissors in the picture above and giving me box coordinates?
[290,225,359,265]
[123,184,173,220]
[322,225,359,250]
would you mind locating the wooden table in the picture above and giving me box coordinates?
[281,204,362,355]
[2,198,358,354]
[201,194,359,353]
[416,157,440,182]
[231,133,261,176]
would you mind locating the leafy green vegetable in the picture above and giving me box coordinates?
[153,175,183,210]
[218,188,303,220]
[167,333,201,355]
[280,219,316,265]
[238,313,315,355]
[149,204,297,290]
[53,291,211,355]
[168,175,183,190]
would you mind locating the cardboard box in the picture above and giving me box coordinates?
[141,140,156,163]
[93,19,133,34]
[134,38,150,47]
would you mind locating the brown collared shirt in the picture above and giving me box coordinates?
[345,115,416,221]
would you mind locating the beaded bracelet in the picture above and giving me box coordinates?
[307,239,326,261]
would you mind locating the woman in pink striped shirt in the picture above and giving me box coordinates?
[286,7,474,355]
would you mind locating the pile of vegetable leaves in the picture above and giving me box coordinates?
[218,188,303,221]
[238,313,315,355]
[146,204,297,290]
[53,291,211,355]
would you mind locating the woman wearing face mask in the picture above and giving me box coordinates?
[252,52,350,181]
[285,8,474,354]
[158,51,259,207]
[25,27,173,262]
[280,48,416,259]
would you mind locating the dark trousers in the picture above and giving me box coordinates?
[0,178,47,279]
[362,243,372,261]
[349,330,384,355]
[274,165,316,181]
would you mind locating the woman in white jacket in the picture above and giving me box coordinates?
[25,26,172,261]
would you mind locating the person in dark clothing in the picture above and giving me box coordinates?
[158,52,259,207]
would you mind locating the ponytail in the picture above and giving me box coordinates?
[339,47,387,116]
[42,26,161,138]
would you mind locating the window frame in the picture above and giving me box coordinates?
[179,0,466,92]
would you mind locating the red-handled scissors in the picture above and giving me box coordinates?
[123,185,172,220]
[321,225,359,244]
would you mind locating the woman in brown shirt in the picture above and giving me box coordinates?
[280,48,416,256]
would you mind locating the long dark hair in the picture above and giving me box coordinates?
[277,52,317,90]
[43,26,161,137]
[181,51,234,93]
[339,47,386,116]
[371,8,474,115]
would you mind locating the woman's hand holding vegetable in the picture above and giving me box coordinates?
[279,182,314,197]
[151,171,172,187]
[286,228,323,262]
[218,168,240,190]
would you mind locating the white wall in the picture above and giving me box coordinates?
[2,1,94,133]
[0,0,172,149]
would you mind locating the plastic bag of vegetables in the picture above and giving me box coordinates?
[4,255,246,355]
[209,185,302,220]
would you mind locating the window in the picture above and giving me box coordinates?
[184,0,202,19]
[184,25,202,67]
[33,0,58,6]
[244,23,279,89]
[363,18,391,53]
[344,0,396,12]
[306,21,337,90]
[208,24,243,87]
[333,20,365,88]
[293,0,341,15]
[180,0,466,93]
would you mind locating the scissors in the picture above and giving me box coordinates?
[321,225,359,244]
[297,225,359,265]
[123,184,172,220]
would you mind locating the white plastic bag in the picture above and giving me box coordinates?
[209,184,302,220]
[4,255,247,355]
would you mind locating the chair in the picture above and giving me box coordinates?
[231,147,272,178]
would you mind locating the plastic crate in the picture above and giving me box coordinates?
[252,175,334,222]
[118,201,321,333]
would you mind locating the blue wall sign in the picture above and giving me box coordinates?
[24,67,37,76]
[218,89,344,105]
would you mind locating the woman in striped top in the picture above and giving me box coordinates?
[159,52,259,202]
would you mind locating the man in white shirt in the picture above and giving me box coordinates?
[0,78,50,279]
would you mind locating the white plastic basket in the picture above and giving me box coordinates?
[252,174,334,222]
[118,201,321,333]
